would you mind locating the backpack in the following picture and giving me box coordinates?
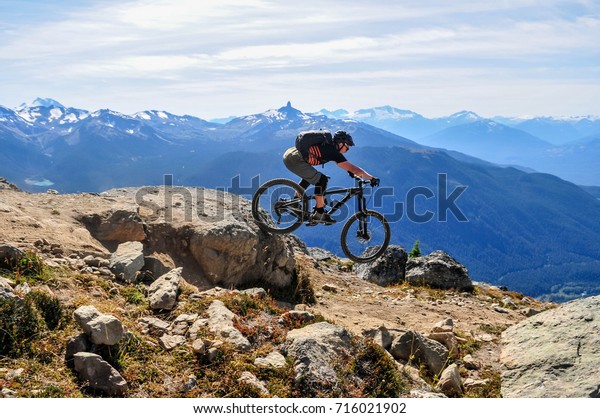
[295,130,333,165]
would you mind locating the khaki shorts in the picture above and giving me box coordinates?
[283,146,322,184]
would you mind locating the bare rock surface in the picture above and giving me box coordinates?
[500,295,600,398]
[0,185,296,291]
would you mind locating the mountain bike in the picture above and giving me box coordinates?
[251,174,391,263]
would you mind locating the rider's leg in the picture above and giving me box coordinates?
[293,179,311,205]
[283,147,331,222]
[311,174,335,224]
[283,147,319,200]
[313,174,328,209]
[298,179,310,195]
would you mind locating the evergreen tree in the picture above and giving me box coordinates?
[409,240,421,258]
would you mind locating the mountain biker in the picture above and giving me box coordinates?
[283,130,379,225]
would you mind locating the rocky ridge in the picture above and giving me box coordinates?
[1,178,598,398]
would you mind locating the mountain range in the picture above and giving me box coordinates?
[319,106,600,186]
[1,98,600,302]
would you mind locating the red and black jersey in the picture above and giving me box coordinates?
[306,142,347,166]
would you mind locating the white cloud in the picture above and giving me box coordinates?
[1,0,599,117]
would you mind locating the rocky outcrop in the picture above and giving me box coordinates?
[284,322,353,390]
[188,220,294,288]
[352,248,473,292]
[100,187,297,290]
[0,244,26,270]
[79,210,146,243]
[0,184,296,292]
[354,245,408,285]
[501,295,600,398]
[405,251,473,291]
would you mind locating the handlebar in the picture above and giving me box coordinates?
[347,171,379,187]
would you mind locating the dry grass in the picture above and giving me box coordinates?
[1,259,410,398]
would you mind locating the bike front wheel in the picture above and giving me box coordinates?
[251,178,308,234]
[340,210,391,262]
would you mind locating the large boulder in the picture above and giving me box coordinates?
[405,250,473,291]
[73,352,128,396]
[188,221,295,288]
[353,245,408,286]
[390,330,449,376]
[284,322,353,390]
[109,241,145,283]
[500,295,600,398]
[73,305,125,346]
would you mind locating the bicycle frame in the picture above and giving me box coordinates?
[302,178,370,220]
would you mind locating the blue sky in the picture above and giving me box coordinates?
[1,0,599,119]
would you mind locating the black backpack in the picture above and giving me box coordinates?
[295,130,333,164]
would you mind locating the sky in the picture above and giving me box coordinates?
[1,0,599,120]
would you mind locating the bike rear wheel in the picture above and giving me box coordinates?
[340,210,391,262]
[251,178,308,234]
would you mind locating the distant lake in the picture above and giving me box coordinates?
[25,178,55,187]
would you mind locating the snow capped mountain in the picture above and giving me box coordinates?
[3,99,600,185]
[443,110,483,125]
[423,119,551,152]
[14,99,89,131]
[318,106,424,122]
[18,97,66,109]
[316,108,350,119]
[353,106,423,121]
[237,102,312,125]
[512,116,600,145]
[133,110,212,126]
[0,105,29,126]
[135,110,171,120]
[225,102,328,135]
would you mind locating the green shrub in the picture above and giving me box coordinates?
[1,251,52,285]
[120,285,147,305]
[25,290,64,330]
[16,252,46,278]
[0,288,64,357]
[0,297,45,357]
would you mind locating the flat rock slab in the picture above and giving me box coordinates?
[501,295,600,398]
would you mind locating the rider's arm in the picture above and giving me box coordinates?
[337,161,374,180]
